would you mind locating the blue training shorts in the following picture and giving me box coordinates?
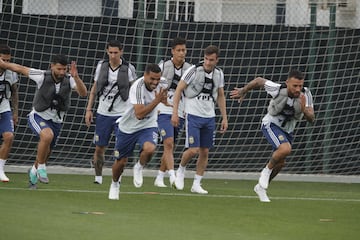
[157,113,184,142]
[27,112,61,149]
[0,111,14,136]
[185,113,216,149]
[261,123,293,151]
[113,127,158,160]
[93,113,120,146]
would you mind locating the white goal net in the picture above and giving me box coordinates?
[0,0,359,176]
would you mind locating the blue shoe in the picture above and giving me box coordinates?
[37,169,49,183]
[28,168,38,189]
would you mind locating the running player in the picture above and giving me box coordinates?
[230,69,315,202]
[154,37,192,188]
[0,44,19,182]
[108,63,168,200]
[0,54,87,188]
[171,45,228,194]
[85,40,136,184]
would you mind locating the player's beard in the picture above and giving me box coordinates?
[54,74,64,82]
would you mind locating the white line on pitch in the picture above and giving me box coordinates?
[1,186,360,202]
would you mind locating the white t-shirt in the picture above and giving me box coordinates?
[94,61,136,116]
[262,80,314,133]
[157,61,185,117]
[0,70,18,113]
[182,66,224,118]
[28,68,77,123]
[117,76,167,134]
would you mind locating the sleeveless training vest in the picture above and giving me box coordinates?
[184,64,222,102]
[0,70,14,104]
[161,59,192,90]
[96,59,130,112]
[33,70,71,117]
[267,84,304,126]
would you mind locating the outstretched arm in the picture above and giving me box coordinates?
[0,58,30,77]
[229,77,267,103]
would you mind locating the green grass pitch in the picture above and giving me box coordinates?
[1,173,359,240]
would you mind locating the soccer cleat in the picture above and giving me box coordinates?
[258,167,272,189]
[108,182,120,200]
[37,168,49,184]
[0,170,9,182]
[154,177,167,188]
[174,168,185,190]
[94,176,103,184]
[169,174,176,188]
[133,162,143,188]
[28,168,38,189]
[254,184,271,202]
[191,184,208,194]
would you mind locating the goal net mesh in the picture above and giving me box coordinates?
[0,0,359,175]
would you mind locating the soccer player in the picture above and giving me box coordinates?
[0,54,87,189]
[85,40,136,184]
[154,37,192,188]
[171,45,228,194]
[108,63,168,200]
[230,69,315,202]
[0,44,19,182]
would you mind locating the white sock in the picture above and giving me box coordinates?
[38,163,46,170]
[31,165,37,174]
[112,179,120,188]
[157,170,165,178]
[168,169,175,178]
[193,174,203,186]
[178,164,186,173]
[264,166,273,174]
[136,161,144,168]
[0,159,5,170]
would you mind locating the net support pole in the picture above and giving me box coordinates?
[135,0,165,72]
[304,3,317,173]
[322,4,337,173]
[154,0,165,64]
[135,0,146,73]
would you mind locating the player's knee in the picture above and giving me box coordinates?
[163,138,174,150]
[186,147,200,157]
[117,159,127,169]
[142,142,156,155]
[278,143,292,157]
[95,146,106,157]
[2,132,14,143]
[40,129,54,143]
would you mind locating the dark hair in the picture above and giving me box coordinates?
[288,69,305,80]
[145,63,161,74]
[0,44,11,55]
[51,54,68,66]
[171,37,186,49]
[204,45,219,57]
[107,40,123,50]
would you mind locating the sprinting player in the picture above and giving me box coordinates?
[0,44,19,182]
[154,37,192,188]
[0,54,87,189]
[171,45,228,194]
[85,40,136,184]
[230,69,315,202]
[108,63,168,200]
